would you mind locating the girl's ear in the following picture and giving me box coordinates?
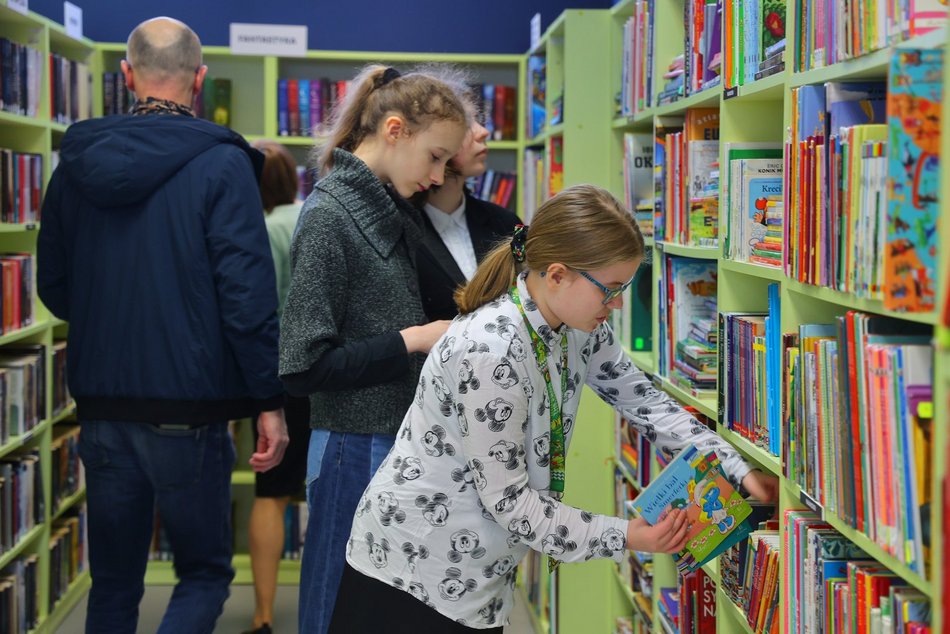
[383,115,406,144]
[545,263,570,286]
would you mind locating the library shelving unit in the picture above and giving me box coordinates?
[96,44,526,215]
[0,4,90,633]
[519,2,950,634]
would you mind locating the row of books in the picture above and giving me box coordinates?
[102,72,134,116]
[618,2,655,117]
[0,451,42,555]
[785,510,931,633]
[654,108,720,247]
[0,554,39,633]
[721,517,780,634]
[719,284,782,456]
[521,549,557,634]
[722,0,786,89]
[683,0,724,96]
[792,0,946,72]
[622,132,654,237]
[194,77,233,128]
[50,53,93,125]
[0,345,47,444]
[48,508,87,613]
[522,148,545,223]
[466,169,517,211]
[722,144,783,266]
[50,424,82,517]
[0,150,43,225]
[658,256,718,397]
[51,340,71,418]
[783,311,933,577]
[277,78,347,137]
[0,38,43,119]
[656,568,716,634]
[786,50,941,314]
[0,254,36,337]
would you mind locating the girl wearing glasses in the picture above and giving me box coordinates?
[329,184,778,632]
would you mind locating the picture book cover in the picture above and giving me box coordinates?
[885,48,942,312]
[632,444,753,572]
[527,56,546,139]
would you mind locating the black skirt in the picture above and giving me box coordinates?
[329,563,506,634]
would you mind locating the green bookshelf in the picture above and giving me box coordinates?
[528,2,950,633]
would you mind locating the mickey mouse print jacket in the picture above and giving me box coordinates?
[346,272,752,628]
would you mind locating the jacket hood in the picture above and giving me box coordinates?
[59,115,263,208]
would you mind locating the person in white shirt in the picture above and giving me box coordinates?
[329,184,779,632]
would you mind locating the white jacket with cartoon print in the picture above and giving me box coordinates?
[345,272,751,628]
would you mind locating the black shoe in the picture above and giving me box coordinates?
[241,625,272,634]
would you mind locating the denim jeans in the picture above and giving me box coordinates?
[298,431,394,634]
[305,428,331,508]
[78,420,236,634]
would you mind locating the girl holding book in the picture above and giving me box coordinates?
[330,184,778,632]
[278,65,470,634]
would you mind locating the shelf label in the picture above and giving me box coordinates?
[723,86,738,100]
[7,0,28,16]
[229,23,308,57]
[63,1,82,39]
[530,13,541,50]
[24,223,36,231]
[800,490,823,517]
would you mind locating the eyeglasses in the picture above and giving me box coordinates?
[577,270,636,305]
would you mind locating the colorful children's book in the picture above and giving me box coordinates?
[632,444,753,572]
[885,48,943,312]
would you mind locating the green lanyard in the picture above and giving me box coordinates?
[509,286,568,496]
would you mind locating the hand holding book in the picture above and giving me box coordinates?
[626,509,690,554]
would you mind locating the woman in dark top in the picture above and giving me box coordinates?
[416,113,521,321]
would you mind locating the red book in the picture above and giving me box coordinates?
[286,79,300,136]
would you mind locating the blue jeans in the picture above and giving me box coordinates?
[78,420,236,634]
[298,431,394,634]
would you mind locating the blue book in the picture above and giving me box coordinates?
[277,79,289,136]
[298,79,311,136]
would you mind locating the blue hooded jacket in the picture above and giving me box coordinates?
[37,114,284,424]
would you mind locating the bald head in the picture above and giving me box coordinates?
[126,17,203,92]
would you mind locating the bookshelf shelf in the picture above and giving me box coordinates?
[655,374,717,421]
[52,488,86,521]
[717,587,755,634]
[611,111,653,129]
[487,140,521,151]
[526,131,546,146]
[0,109,48,130]
[0,418,53,460]
[716,426,781,477]
[50,403,77,425]
[735,71,788,101]
[718,258,785,282]
[547,123,565,138]
[657,241,719,260]
[144,555,302,586]
[0,222,39,233]
[782,479,933,598]
[611,456,641,492]
[0,320,54,347]
[790,28,947,87]
[785,279,938,325]
[654,87,722,118]
[613,566,636,609]
[0,524,44,572]
[38,572,92,634]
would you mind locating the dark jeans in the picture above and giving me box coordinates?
[78,420,236,634]
[298,431,394,634]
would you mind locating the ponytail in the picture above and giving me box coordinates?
[454,241,520,314]
[315,64,468,174]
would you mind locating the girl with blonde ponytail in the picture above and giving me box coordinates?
[333,184,778,632]
[278,64,470,634]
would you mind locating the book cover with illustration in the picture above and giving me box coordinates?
[885,48,942,313]
[632,444,752,572]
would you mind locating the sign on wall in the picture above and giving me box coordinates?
[229,23,308,57]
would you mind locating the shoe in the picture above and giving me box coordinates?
[241,625,272,634]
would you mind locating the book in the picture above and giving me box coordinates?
[631,444,753,572]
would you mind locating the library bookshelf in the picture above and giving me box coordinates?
[522,2,949,634]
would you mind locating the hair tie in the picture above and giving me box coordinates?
[379,67,401,87]
[510,224,528,263]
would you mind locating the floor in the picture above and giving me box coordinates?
[55,582,536,633]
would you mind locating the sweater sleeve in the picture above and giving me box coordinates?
[278,197,413,395]
[205,148,283,410]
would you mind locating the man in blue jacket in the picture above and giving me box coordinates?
[37,17,288,634]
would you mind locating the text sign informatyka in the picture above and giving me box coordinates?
[229,23,308,57]
[7,0,29,16]
[64,1,82,39]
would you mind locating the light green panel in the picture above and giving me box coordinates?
[719,99,784,145]
[717,267,774,314]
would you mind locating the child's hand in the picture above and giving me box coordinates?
[626,508,690,554]
[741,469,779,502]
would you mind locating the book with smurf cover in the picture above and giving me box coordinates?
[632,444,753,572]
